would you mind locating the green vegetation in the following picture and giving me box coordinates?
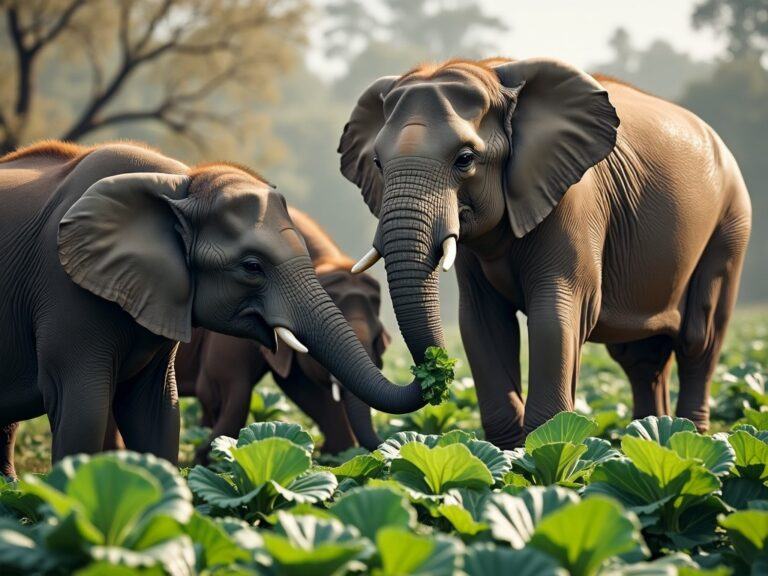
[3,311,767,574]
[412,346,457,406]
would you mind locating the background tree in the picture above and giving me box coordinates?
[592,27,713,100]
[0,0,307,157]
[323,0,507,98]
[692,0,768,58]
[679,0,768,300]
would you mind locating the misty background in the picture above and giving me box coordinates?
[1,0,765,334]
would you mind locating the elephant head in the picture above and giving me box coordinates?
[338,58,619,363]
[57,163,425,414]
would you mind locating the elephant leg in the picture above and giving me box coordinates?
[102,411,125,451]
[275,370,355,454]
[524,284,595,434]
[456,250,524,449]
[197,371,265,464]
[606,336,674,418]
[40,361,113,463]
[676,220,748,431]
[0,422,19,478]
[113,343,180,464]
[196,374,220,430]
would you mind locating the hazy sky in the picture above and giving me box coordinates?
[307,0,725,76]
[477,0,724,66]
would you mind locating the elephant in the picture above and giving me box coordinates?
[170,207,389,462]
[0,140,428,477]
[339,57,752,448]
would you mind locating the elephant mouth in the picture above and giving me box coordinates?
[236,306,276,351]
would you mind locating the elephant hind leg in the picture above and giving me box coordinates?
[0,422,19,478]
[676,215,749,431]
[607,336,674,419]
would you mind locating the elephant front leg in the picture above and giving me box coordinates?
[38,359,114,462]
[113,343,180,464]
[457,250,525,449]
[524,297,588,434]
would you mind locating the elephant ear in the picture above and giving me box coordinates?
[494,58,620,237]
[374,326,391,359]
[261,344,294,380]
[338,75,398,216]
[58,172,194,342]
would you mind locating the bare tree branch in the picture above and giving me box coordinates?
[1,0,306,154]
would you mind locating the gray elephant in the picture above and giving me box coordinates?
[339,57,751,447]
[0,141,427,476]
[172,207,388,462]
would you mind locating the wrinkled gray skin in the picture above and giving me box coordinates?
[176,272,387,464]
[0,142,424,476]
[172,227,388,463]
[339,57,751,447]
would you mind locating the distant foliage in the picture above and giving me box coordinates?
[693,0,768,59]
[0,0,307,158]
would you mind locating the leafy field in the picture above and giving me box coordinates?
[2,310,768,575]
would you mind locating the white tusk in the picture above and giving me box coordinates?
[331,378,342,402]
[351,247,381,274]
[441,236,457,271]
[274,327,308,353]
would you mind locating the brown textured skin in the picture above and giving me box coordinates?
[172,209,389,463]
[339,58,752,448]
[0,141,411,477]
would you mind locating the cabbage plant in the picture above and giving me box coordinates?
[0,452,194,575]
[188,422,336,521]
[505,412,620,487]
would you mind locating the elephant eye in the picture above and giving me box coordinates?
[454,150,475,171]
[241,258,265,276]
[373,155,382,172]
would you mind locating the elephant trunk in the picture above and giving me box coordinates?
[378,158,458,363]
[341,387,382,450]
[269,256,426,414]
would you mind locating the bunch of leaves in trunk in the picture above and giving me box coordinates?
[0,452,194,575]
[411,346,457,405]
[188,422,336,521]
[505,412,621,487]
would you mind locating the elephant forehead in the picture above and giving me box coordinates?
[207,186,273,233]
[384,78,489,124]
[378,113,483,161]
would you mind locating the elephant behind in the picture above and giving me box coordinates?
[339,57,751,447]
[173,207,389,462]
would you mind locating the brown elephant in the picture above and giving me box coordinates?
[0,141,427,477]
[339,57,751,448]
[173,207,389,462]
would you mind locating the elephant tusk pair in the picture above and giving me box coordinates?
[351,236,457,274]
[275,326,308,354]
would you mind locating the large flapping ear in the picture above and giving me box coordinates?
[494,58,620,237]
[338,75,398,216]
[58,172,194,342]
